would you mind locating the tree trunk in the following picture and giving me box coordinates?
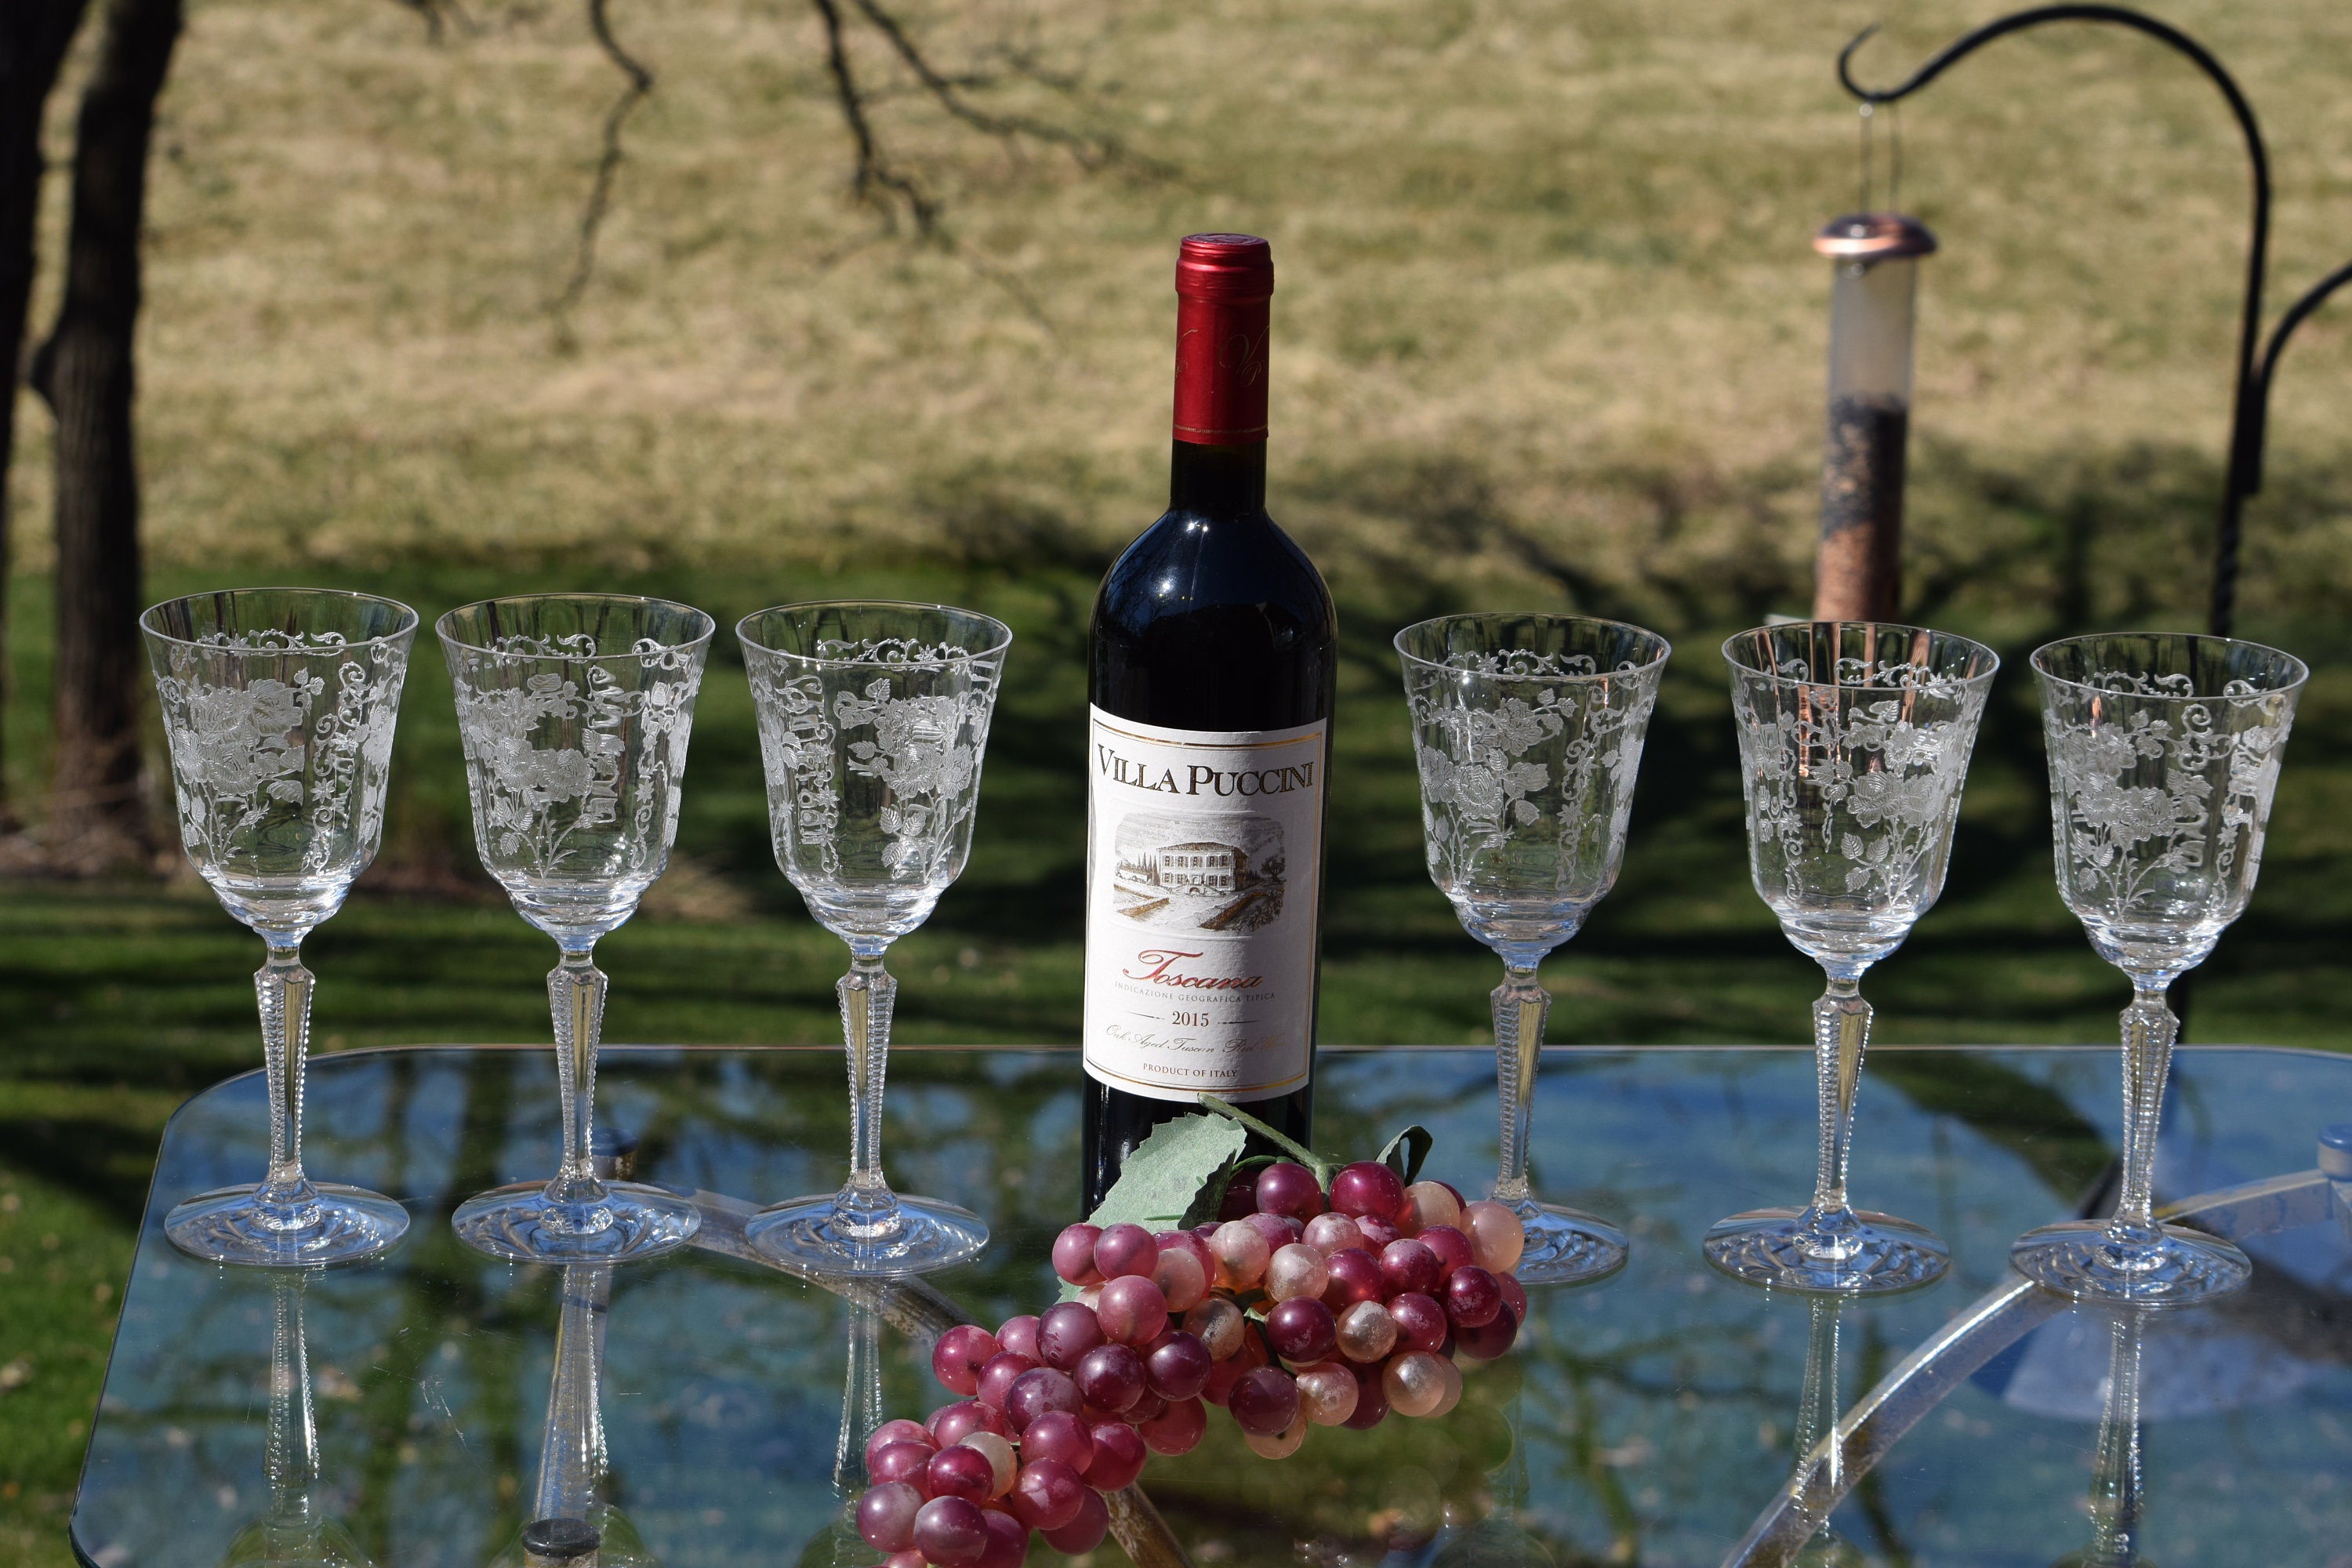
[28,0,179,871]
[0,0,94,830]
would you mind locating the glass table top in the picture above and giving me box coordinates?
[73,1044,2352,1568]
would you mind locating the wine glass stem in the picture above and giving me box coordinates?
[256,942,321,1221]
[1491,965,1549,1208]
[1808,973,1872,1222]
[836,950,902,1237]
[1793,1295,1842,1531]
[2110,986,2178,1244]
[544,949,612,1211]
[2084,1311,2147,1566]
[265,1274,319,1525]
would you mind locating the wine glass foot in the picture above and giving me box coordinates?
[745,1193,987,1278]
[1702,1206,1948,1296]
[451,1180,701,1264]
[2009,1219,2249,1306]
[165,1183,409,1268]
[1512,1203,1628,1287]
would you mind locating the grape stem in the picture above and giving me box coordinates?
[1196,1095,1332,1185]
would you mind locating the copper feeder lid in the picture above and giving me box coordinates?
[1813,212,1937,260]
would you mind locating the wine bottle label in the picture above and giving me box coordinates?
[1083,707,1325,1103]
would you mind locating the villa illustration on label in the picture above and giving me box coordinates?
[1109,809,1287,935]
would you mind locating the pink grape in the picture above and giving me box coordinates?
[869,1439,936,1488]
[1302,1212,1364,1256]
[1207,1221,1271,1291]
[1254,1161,1327,1221]
[1020,1410,1092,1472]
[1343,1362,1388,1428]
[1294,1361,1359,1426]
[958,1432,1017,1497]
[1445,1265,1503,1329]
[1051,1224,1104,1286]
[996,1315,1041,1363]
[1245,1211,1304,1251]
[1335,1299,1399,1363]
[1321,1247,1385,1310]
[1401,1181,1464,1236]
[1387,1292,1447,1355]
[930,1401,1005,1446]
[1042,1489,1110,1555]
[1003,1368,1080,1434]
[1463,1201,1526,1274]
[1382,1351,1449,1417]
[1265,1243,1329,1303]
[975,1506,1029,1568]
[1145,1331,1212,1401]
[1264,1297,1338,1364]
[1138,1395,1207,1455]
[912,1497,989,1567]
[926,1445,996,1505]
[1379,1239,1443,1298]
[1093,1222,1159,1280]
[1183,1297,1246,1360]
[1008,1457,1086,1531]
[858,1482,925,1552]
[1073,1343,1147,1412]
[866,1420,935,1473]
[1417,1225,1473,1278]
[1036,1303,1104,1372]
[1084,1421,1147,1490]
[1454,1303,1519,1361]
[1356,1214,1403,1250]
[1202,1323,1266,1406]
[1329,1161,1406,1222]
[931,1326,1000,1397]
[1096,1275,1169,1346]
[1157,1228,1216,1278]
[976,1352,1037,1410]
[1429,1354,1465,1417]
[1149,1242,1208,1312]
[1245,1411,1308,1460]
[1228,1367,1301,1436]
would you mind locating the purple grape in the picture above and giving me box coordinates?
[1073,1342,1147,1412]
[1417,1225,1474,1278]
[1094,1275,1169,1347]
[911,1496,989,1567]
[1217,1174,1258,1221]
[1264,1297,1338,1364]
[931,1325,1000,1396]
[1051,1223,1105,1286]
[1329,1160,1406,1221]
[1126,1389,1168,1425]
[1085,1418,1148,1489]
[1499,1272,1528,1321]
[1254,1161,1327,1221]
[1445,1265,1503,1329]
[1042,1489,1110,1554]
[1244,1211,1304,1251]
[924,1444,995,1504]
[1036,1302,1105,1372]
[868,1439,935,1488]
[928,1400,1004,1447]
[1344,1362,1388,1429]
[1321,1247,1385,1310]
[1379,1238,1443,1298]
[1007,1457,1086,1531]
[865,1419,935,1474]
[996,1314,1040,1363]
[858,1483,924,1553]
[1145,1331,1212,1402]
[1138,1394,1207,1455]
[1093,1221,1160,1280]
[1387,1292,1447,1355]
[1019,1409,1093,1472]
[975,1505,1029,1568]
[1003,1367,1081,1434]
[1356,1214,1403,1250]
[1454,1302,1519,1361]
[975,1352,1036,1410]
[1228,1367,1301,1436]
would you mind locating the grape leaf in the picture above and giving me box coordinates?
[1084,1113,1248,1234]
[1378,1123,1432,1185]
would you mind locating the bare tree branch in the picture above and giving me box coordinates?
[551,0,652,325]
[809,0,937,237]
[389,0,474,45]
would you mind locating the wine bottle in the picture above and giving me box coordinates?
[1082,234,1337,1211]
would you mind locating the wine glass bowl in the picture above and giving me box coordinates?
[739,601,1011,1276]
[143,586,419,1266]
[2010,632,2305,1306]
[440,593,714,1264]
[1704,620,1997,1295]
[1396,612,1671,1286]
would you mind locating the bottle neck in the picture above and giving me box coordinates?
[1168,441,1266,517]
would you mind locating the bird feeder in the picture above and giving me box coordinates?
[1811,212,1936,622]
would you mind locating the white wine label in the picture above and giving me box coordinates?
[1083,707,1327,1103]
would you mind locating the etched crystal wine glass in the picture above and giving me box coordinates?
[143,587,417,1266]
[1704,621,1996,1294]
[739,601,1011,1276]
[1396,612,1671,1286]
[2011,633,2304,1305]
[440,594,714,1263]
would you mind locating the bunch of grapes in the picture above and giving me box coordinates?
[852,1160,1526,1568]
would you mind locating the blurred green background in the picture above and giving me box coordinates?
[2,0,2348,1556]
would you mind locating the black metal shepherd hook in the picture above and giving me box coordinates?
[1839,5,2352,637]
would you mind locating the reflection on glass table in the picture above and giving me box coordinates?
[73,1045,2352,1568]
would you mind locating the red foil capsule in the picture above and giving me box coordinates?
[1171,234,1274,445]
